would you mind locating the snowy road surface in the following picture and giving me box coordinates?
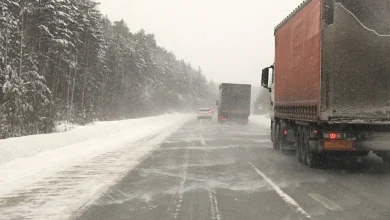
[0,114,191,220]
[3,115,390,220]
[75,115,390,220]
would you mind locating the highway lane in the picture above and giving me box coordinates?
[74,118,390,220]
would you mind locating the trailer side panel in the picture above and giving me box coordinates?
[274,0,322,122]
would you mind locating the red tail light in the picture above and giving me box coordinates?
[218,116,227,121]
[329,133,337,140]
[323,132,346,140]
[283,129,288,135]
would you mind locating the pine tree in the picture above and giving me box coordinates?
[0,0,212,138]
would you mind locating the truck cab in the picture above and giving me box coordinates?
[261,65,274,113]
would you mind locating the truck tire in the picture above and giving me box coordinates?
[274,122,280,150]
[271,121,278,150]
[296,126,303,163]
[301,126,308,165]
[279,124,288,154]
[304,126,316,168]
[271,121,274,143]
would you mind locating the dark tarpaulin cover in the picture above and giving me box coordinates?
[321,0,390,121]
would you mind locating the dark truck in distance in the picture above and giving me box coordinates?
[261,0,390,168]
[217,83,251,123]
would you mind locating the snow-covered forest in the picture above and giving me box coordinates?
[0,0,212,138]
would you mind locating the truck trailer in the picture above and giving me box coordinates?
[217,83,251,123]
[261,0,390,167]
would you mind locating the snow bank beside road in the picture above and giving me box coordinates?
[0,114,187,165]
[0,114,191,220]
[54,121,81,132]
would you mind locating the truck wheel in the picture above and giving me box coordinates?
[304,126,316,168]
[279,124,287,154]
[296,126,303,163]
[301,127,308,165]
[271,121,278,150]
[271,121,274,143]
[274,123,280,150]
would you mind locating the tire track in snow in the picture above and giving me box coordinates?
[212,187,221,220]
[208,187,221,220]
[201,131,221,220]
[172,144,190,219]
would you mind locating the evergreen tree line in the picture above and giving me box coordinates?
[0,0,210,138]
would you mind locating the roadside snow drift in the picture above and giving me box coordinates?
[0,114,191,220]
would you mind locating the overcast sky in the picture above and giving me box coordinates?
[98,0,304,86]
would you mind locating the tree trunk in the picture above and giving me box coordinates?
[5,24,9,79]
[19,11,24,77]
[67,66,72,119]
[70,54,78,119]
[70,67,77,118]
[80,33,91,120]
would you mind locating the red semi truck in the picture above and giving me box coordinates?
[261,0,390,167]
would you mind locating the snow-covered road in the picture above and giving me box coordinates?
[75,114,390,220]
[0,114,191,220]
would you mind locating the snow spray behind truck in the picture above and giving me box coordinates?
[261,0,390,167]
[217,83,251,123]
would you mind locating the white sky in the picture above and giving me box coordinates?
[98,0,304,86]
